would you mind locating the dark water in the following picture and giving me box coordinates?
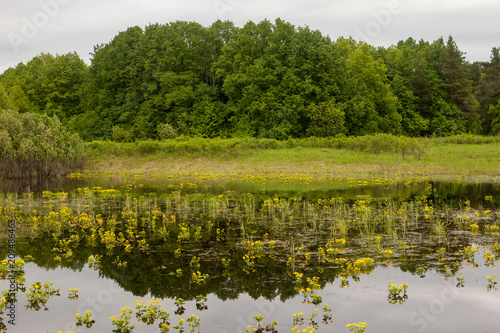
[0,174,499,333]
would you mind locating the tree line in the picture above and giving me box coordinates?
[1,19,499,141]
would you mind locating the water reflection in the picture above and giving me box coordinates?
[1,260,499,333]
[0,174,499,333]
[0,176,83,195]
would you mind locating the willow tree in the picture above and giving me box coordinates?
[0,108,87,179]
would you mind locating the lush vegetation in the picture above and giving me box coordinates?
[0,108,86,179]
[86,133,432,158]
[1,175,499,331]
[82,134,499,180]
[1,19,499,141]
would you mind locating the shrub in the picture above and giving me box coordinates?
[438,134,500,144]
[136,140,162,155]
[0,109,87,178]
[83,134,435,160]
[111,125,134,142]
[157,123,178,140]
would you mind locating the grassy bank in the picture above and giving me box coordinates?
[84,134,500,179]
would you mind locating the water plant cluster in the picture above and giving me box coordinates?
[0,173,499,331]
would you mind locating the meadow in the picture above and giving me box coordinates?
[85,134,500,178]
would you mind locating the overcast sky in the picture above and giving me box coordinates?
[1,0,499,73]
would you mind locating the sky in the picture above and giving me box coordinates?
[1,0,499,73]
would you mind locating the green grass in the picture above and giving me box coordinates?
[84,136,500,179]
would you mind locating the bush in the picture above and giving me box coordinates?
[84,135,432,160]
[0,109,87,178]
[438,134,500,144]
[157,123,178,140]
[111,125,134,142]
[136,140,162,155]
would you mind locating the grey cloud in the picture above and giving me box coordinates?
[1,0,499,72]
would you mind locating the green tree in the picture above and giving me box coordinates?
[306,100,346,137]
[0,52,88,124]
[2,19,497,140]
[217,19,340,138]
[344,42,401,134]
[441,36,478,132]
[384,40,429,135]
[477,47,500,134]
[0,85,15,111]
[410,38,466,135]
[488,101,500,134]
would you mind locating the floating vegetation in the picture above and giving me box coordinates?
[25,281,60,311]
[67,288,78,300]
[75,310,95,328]
[346,322,367,333]
[110,306,134,333]
[487,274,498,292]
[387,280,409,304]
[0,173,499,332]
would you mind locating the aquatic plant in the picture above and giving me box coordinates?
[110,306,134,333]
[87,255,102,270]
[321,303,333,324]
[158,310,171,333]
[174,298,186,315]
[353,258,375,270]
[456,277,465,288]
[191,271,209,285]
[189,256,201,270]
[195,295,208,311]
[415,267,427,278]
[340,276,349,288]
[290,326,316,333]
[387,280,408,304]
[173,317,186,332]
[487,274,498,292]
[300,277,322,304]
[254,314,265,329]
[68,288,79,300]
[380,249,394,258]
[292,312,305,326]
[1,172,499,332]
[346,322,367,333]
[135,300,164,325]
[483,250,497,266]
[76,310,95,328]
[436,247,447,262]
[25,281,60,311]
[307,309,319,327]
[0,258,25,278]
[459,246,476,260]
[186,314,201,333]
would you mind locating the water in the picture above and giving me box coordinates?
[0,173,499,333]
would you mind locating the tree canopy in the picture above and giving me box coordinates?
[1,19,499,140]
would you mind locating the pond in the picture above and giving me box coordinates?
[1,172,499,333]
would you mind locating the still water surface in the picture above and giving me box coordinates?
[0,174,499,333]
